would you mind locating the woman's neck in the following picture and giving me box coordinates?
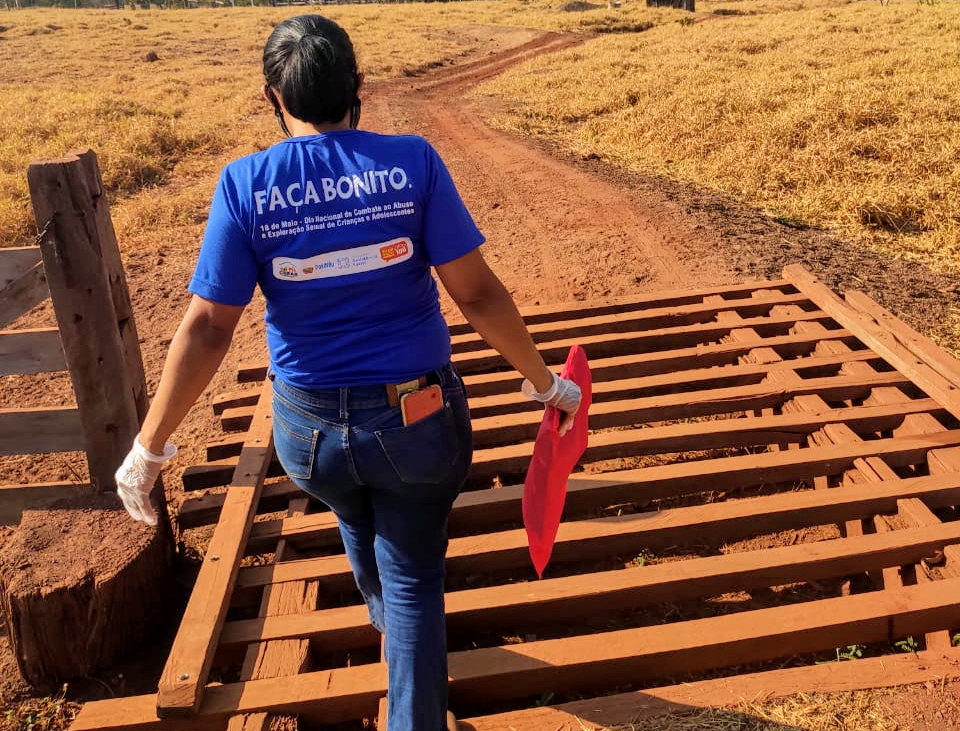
[286,116,352,138]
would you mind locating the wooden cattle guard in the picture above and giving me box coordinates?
[72,268,960,731]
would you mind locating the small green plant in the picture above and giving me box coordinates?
[818,644,865,663]
[631,549,654,567]
[534,691,555,707]
[952,632,960,647]
[678,16,695,26]
[894,636,920,653]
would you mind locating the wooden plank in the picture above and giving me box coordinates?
[222,521,960,654]
[445,278,793,335]
[235,471,960,592]
[0,481,85,525]
[218,351,910,431]
[785,264,960,421]
[28,153,141,491]
[0,327,65,376]
[0,245,42,288]
[0,406,84,455]
[469,398,942,477]
[449,290,812,353]
[70,579,960,730]
[190,426,960,500]
[235,327,862,388]
[463,648,960,731]
[156,381,276,717]
[237,310,837,382]
[227,497,316,731]
[72,150,151,424]
[206,397,943,471]
[182,458,287,492]
[177,481,304,530]
[213,390,261,416]
[0,261,49,328]
[845,289,960,392]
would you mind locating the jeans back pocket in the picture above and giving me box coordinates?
[273,398,320,481]
[374,402,462,486]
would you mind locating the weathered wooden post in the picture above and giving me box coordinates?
[0,150,172,686]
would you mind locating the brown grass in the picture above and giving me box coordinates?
[477,0,960,274]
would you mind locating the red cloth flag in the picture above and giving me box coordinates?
[522,346,592,578]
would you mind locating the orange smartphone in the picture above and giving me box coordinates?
[400,385,443,426]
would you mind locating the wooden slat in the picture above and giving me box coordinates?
[181,458,287,492]
[0,327,65,376]
[222,521,960,654]
[463,648,960,731]
[236,309,837,383]
[235,471,960,592]
[0,481,85,525]
[0,260,49,328]
[845,289,960,392]
[223,367,909,436]
[71,579,960,730]
[0,406,84,455]
[0,245,42,288]
[227,497,316,731]
[156,381,276,717]
[446,278,793,335]
[449,290,812,352]
[177,481,305,530]
[785,264,960,421]
[188,425,960,500]
[205,397,943,472]
[469,398,942,476]
[213,390,261,416]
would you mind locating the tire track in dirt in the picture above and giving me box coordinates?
[365,30,735,309]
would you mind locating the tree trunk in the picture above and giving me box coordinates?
[0,492,171,686]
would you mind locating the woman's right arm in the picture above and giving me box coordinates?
[138,295,246,454]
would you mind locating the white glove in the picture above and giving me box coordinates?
[521,371,582,436]
[114,437,177,527]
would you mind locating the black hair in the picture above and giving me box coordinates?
[262,15,359,129]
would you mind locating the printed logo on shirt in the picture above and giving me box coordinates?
[271,237,414,281]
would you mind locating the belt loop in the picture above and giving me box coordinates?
[340,387,348,419]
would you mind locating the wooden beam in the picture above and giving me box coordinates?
[0,327,65,376]
[445,278,792,335]
[785,264,960,421]
[0,261,49,328]
[463,648,960,731]
[204,398,943,474]
[156,381,276,717]
[449,291,812,353]
[0,406,84,455]
[28,153,141,491]
[70,579,960,730]
[468,398,942,476]
[238,310,838,383]
[222,521,960,654]
[844,289,960,392]
[0,481,84,525]
[235,471,960,592]
[0,245,41,288]
[227,497,316,731]
[177,481,304,530]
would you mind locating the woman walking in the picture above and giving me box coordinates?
[115,15,580,731]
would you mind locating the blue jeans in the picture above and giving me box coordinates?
[271,363,473,731]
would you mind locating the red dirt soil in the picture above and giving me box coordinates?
[2,25,959,730]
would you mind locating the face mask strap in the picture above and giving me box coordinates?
[267,86,292,138]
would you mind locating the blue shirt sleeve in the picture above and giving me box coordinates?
[421,143,485,266]
[188,169,259,306]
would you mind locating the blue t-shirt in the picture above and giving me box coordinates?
[189,130,484,389]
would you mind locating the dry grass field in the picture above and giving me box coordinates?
[478,0,960,274]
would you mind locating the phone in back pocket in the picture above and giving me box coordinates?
[400,385,443,426]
